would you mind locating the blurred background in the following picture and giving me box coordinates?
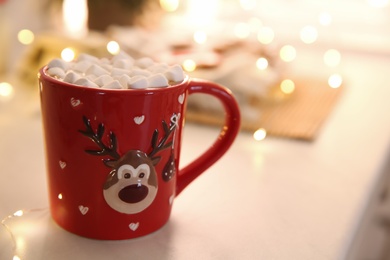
[0,0,389,140]
[1,1,390,259]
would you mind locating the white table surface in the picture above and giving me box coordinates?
[1,51,390,260]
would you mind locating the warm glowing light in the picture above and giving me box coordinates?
[328,74,343,88]
[257,26,274,44]
[280,79,295,94]
[13,255,21,260]
[63,0,88,37]
[234,22,251,39]
[13,210,24,217]
[183,59,197,72]
[367,0,389,7]
[0,82,14,98]
[300,26,318,44]
[248,17,263,31]
[17,29,34,45]
[324,49,341,67]
[279,45,296,62]
[239,0,257,10]
[61,48,75,62]
[107,41,120,55]
[193,31,207,44]
[319,12,332,26]
[58,193,63,200]
[186,0,219,27]
[256,57,268,70]
[160,0,179,12]
[253,128,267,141]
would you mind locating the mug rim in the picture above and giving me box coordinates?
[38,66,189,94]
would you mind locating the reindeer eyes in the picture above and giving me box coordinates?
[117,164,151,180]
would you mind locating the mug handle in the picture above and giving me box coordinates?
[176,78,241,195]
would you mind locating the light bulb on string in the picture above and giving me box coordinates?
[319,12,332,26]
[1,208,49,260]
[254,128,267,141]
[300,25,318,44]
[324,49,341,67]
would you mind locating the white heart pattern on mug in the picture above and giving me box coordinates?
[78,205,89,215]
[134,115,145,125]
[178,93,185,104]
[70,97,82,107]
[129,222,139,231]
[59,160,67,169]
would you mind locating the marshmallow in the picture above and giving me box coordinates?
[118,74,132,89]
[101,63,113,72]
[77,53,100,63]
[63,71,81,84]
[111,68,130,77]
[93,74,113,87]
[128,75,148,89]
[99,58,111,64]
[102,80,123,89]
[86,74,97,81]
[73,60,93,73]
[165,64,185,82]
[86,64,109,77]
[112,51,134,63]
[47,67,66,79]
[47,52,184,89]
[47,58,70,71]
[113,59,133,70]
[129,68,151,77]
[74,78,99,88]
[147,73,169,88]
[148,63,169,74]
[135,57,154,68]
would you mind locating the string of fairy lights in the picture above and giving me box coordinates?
[1,208,49,260]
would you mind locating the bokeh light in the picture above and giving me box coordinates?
[280,79,295,94]
[367,0,389,7]
[300,26,318,44]
[159,0,180,12]
[234,22,251,39]
[256,57,269,70]
[107,41,120,55]
[319,12,332,26]
[240,0,257,10]
[17,29,34,45]
[257,26,274,44]
[324,49,341,67]
[61,48,75,62]
[328,74,343,88]
[253,128,267,141]
[183,59,197,72]
[193,31,207,44]
[0,82,14,98]
[279,45,296,62]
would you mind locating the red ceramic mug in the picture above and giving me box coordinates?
[38,66,240,240]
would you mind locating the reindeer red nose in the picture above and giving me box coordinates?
[118,184,149,203]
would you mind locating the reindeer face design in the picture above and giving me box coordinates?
[102,150,159,214]
[79,115,177,215]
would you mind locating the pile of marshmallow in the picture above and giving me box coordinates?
[46,52,185,89]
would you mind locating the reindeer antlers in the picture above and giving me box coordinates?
[79,114,178,166]
[149,114,178,158]
[79,116,120,161]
